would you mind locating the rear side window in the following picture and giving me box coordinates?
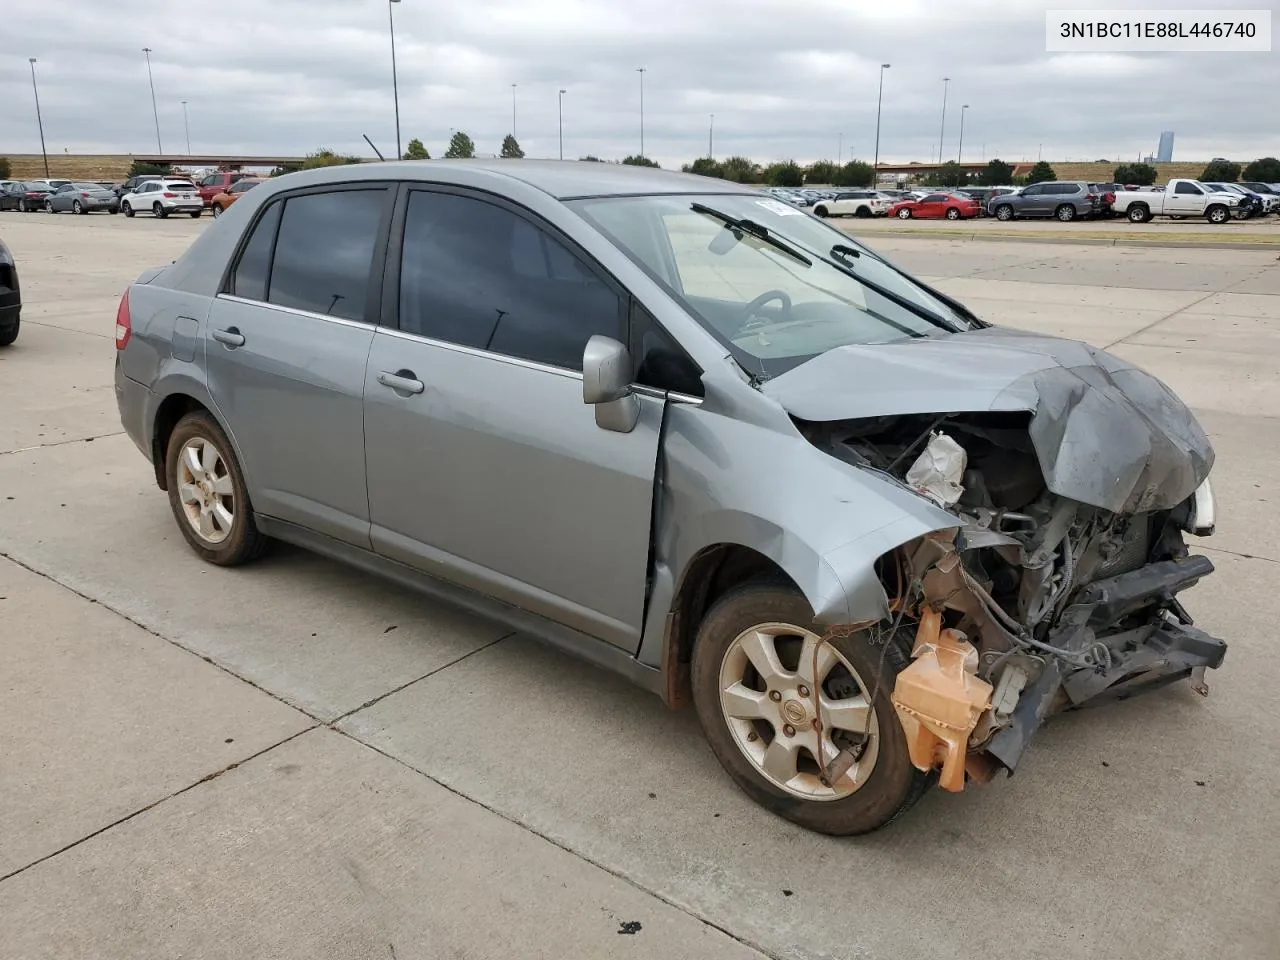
[397,190,624,370]
[230,200,282,301]
[267,189,387,321]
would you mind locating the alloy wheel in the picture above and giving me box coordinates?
[718,622,880,801]
[175,437,236,544]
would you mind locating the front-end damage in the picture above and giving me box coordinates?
[797,403,1226,792]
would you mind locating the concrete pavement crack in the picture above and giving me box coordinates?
[1,430,126,457]
[331,727,779,960]
[0,725,319,885]
[1101,287,1223,349]
[1199,544,1279,565]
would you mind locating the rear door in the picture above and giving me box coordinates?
[363,186,664,650]
[204,184,393,546]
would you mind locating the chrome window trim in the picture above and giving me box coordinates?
[216,293,375,330]
[377,326,585,381]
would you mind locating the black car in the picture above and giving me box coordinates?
[0,236,20,346]
[113,175,153,199]
[0,182,55,213]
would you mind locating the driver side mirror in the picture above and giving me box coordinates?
[583,335,640,434]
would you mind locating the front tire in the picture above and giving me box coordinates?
[1206,204,1229,224]
[691,580,930,835]
[46,201,55,214]
[945,207,961,220]
[896,208,912,219]
[123,202,135,218]
[0,318,18,347]
[164,411,270,566]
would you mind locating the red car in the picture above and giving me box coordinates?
[196,171,252,207]
[887,192,981,220]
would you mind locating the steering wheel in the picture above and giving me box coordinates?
[738,290,792,331]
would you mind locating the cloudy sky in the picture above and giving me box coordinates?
[2,0,1275,168]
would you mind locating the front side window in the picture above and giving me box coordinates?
[572,194,974,378]
[398,190,623,371]
[202,175,219,186]
[231,180,260,194]
[1174,182,1202,195]
[267,189,387,321]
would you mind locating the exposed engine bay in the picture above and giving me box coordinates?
[799,411,1226,791]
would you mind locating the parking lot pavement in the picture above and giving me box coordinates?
[1,215,1277,959]
[844,213,1280,244]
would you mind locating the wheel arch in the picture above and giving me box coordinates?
[150,388,246,493]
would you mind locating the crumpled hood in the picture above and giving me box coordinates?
[763,328,1213,514]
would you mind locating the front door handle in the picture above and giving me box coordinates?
[212,327,245,348]
[377,370,425,395]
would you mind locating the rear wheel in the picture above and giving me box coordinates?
[1127,204,1151,223]
[1055,204,1076,222]
[994,204,1014,221]
[190,209,202,218]
[153,202,168,219]
[165,411,269,566]
[211,204,223,218]
[0,318,18,347]
[855,206,872,218]
[691,580,930,835]
[73,200,85,215]
[814,205,829,218]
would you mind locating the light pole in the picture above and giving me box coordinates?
[837,132,843,166]
[388,0,402,160]
[28,58,49,177]
[956,104,969,165]
[636,67,646,159]
[873,63,889,184]
[558,89,566,160]
[181,99,191,154]
[142,48,162,154]
[937,77,950,165]
[708,114,714,158]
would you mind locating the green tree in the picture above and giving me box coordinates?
[979,158,1014,186]
[622,155,659,167]
[1242,157,1280,182]
[1199,159,1240,182]
[833,159,875,187]
[806,160,839,185]
[579,155,604,162]
[684,157,724,178]
[924,161,968,187]
[0,157,10,179]
[402,138,430,160]
[444,132,476,159]
[299,148,361,170]
[128,160,172,177]
[1113,162,1157,186]
[1026,160,1057,184]
[720,156,759,183]
[500,134,525,159]
[763,160,803,187]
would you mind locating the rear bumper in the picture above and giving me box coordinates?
[114,357,153,459]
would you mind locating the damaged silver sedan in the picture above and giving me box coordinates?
[116,162,1224,835]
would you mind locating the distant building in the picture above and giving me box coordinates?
[1157,131,1175,163]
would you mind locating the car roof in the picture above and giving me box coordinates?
[261,159,757,201]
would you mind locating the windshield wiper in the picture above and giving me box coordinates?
[690,203,812,267]
[820,243,963,334]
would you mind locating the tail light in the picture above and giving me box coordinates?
[81,192,91,198]
[115,289,132,350]
[1105,192,1116,204]
[163,192,177,198]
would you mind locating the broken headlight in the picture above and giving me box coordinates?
[1185,478,1216,536]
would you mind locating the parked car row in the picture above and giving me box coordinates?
[0,176,267,220]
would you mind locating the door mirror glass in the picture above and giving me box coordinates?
[582,335,640,433]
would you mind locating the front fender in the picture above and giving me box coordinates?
[636,403,958,667]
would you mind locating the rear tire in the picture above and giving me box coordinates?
[211,204,223,218]
[73,200,85,215]
[1127,204,1151,223]
[814,206,829,218]
[154,202,168,219]
[0,318,19,347]
[855,207,872,218]
[994,204,1014,221]
[164,411,270,566]
[190,210,202,218]
[1055,204,1076,222]
[691,579,931,835]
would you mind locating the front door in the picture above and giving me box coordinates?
[363,187,662,650]
[204,185,393,547]
[1166,181,1206,216]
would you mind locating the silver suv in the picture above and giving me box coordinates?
[114,161,1225,835]
[990,181,1102,222]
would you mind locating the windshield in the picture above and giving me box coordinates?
[570,194,977,378]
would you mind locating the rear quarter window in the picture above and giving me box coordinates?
[229,200,283,301]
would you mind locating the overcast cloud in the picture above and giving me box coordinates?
[3,0,1276,168]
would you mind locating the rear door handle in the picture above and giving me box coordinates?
[212,327,245,348]
[377,370,425,395]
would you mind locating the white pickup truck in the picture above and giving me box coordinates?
[1111,179,1244,224]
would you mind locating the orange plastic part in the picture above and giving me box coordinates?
[891,608,993,792]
